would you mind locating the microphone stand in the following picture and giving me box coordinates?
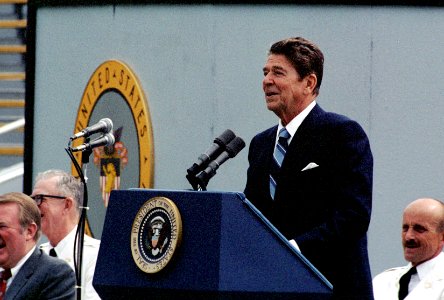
[186,172,206,191]
[66,138,89,300]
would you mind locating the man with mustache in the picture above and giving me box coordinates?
[244,36,374,299]
[373,198,444,299]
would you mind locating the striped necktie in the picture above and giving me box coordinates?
[269,128,290,199]
[0,268,12,300]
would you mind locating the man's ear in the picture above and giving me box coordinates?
[26,222,38,241]
[64,197,74,211]
[304,73,317,95]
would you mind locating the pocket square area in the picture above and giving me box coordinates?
[301,162,319,171]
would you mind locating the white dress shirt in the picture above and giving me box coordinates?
[276,100,316,253]
[373,252,444,300]
[40,227,101,300]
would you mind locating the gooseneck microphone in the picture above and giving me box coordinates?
[186,129,245,191]
[196,136,245,189]
[70,118,113,140]
[186,129,236,177]
[71,133,115,152]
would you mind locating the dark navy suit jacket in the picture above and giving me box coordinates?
[245,104,374,299]
[5,248,76,300]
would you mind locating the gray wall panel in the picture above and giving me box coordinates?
[32,4,444,277]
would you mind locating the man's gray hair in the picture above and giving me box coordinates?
[35,169,83,215]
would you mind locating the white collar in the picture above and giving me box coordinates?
[51,226,77,255]
[415,251,444,281]
[6,245,37,286]
[277,101,316,144]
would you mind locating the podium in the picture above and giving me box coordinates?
[93,189,333,299]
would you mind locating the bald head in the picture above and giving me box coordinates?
[402,198,444,266]
[404,198,444,231]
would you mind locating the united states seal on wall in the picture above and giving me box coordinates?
[71,59,155,237]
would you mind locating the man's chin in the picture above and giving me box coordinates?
[266,102,280,114]
[0,249,7,263]
[404,249,420,262]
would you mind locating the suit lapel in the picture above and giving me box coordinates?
[257,125,277,169]
[7,248,40,299]
[265,125,277,160]
[282,104,325,169]
[288,104,324,148]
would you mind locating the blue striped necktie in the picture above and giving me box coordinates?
[269,128,290,199]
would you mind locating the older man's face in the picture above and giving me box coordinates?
[262,55,305,117]
[402,200,444,266]
[32,177,67,240]
[0,203,30,269]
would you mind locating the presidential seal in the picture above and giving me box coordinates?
[131,197,182,273]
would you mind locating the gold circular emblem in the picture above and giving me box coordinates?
[131,197,182,273]
[71,59,155,189]
[71,59,155,237]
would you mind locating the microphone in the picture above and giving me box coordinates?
[70,118,113,140]
[186,129,236,177]
[196,136,245,190]
[70,133,115,152]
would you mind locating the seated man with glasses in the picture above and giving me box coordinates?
[31,169,101,300]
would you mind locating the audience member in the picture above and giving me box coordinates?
[373,198,444,299]
[0,192,75,299]
[31,170,101,300]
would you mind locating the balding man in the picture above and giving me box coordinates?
[373,198,444,300]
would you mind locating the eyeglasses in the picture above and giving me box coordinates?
[30,194,66,206]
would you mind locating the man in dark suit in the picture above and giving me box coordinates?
[0,192,75,300]
[244,37,373,299]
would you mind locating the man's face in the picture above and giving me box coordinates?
[32,177,66,240]
[402,202,444,266]
[0,203,30,269]
[262,54,307,120]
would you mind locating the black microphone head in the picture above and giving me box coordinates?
[225,136,245,158]
[214,129,235,147]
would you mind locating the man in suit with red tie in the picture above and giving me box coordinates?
[244,37,374,299]
[373,198,444,299]
[0,192,75,299]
